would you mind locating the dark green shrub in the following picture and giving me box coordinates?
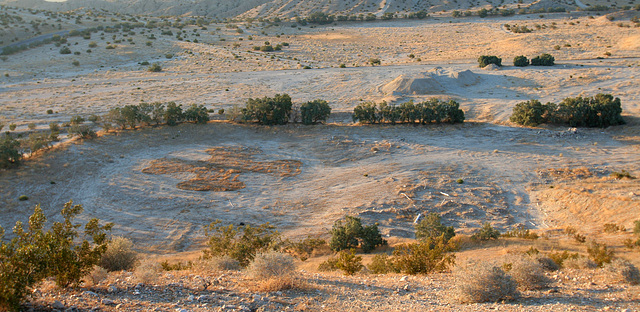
[18,195,28,201]
[513,55,529,67]
[148,63,162,72]
[59,46,71,54]
[242,94,292,125]
[306,12,335,25]
[0,133,21,169]
[610,170,635,179]
[478,55,502,68]
[478,8,489,18]
[0,201,112,311]
[300,100,331,125]
[471,222,500,241]
[202,220,280,267]
[184,104,210,124]
[353,100,464,124]
[509,100,555,126]
[415,213,455,243]
[164,102,184,126]
[352,102,379,124]
[368,253,394,274]
[556,94,624,127]
[69,124,97,139]
[329,216,386,253]
[530,53,555,66]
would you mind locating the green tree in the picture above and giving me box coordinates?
[242,94,292,125]
[184,104,210,124]
[164,102,184,126]
[510,100,555,126]
[513,55,529,67]
[415,213,455,243]
[300,100,331,125]
[0,133,21,168]
[530,53,555,66]
[329,216,386,253]
[478,55,502,68]
[478,8,489,18]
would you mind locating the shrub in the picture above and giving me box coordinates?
[603,223,625,233]
[353,99,464,124]
[415,213,455,243]
[471,222,500,241]
[60,46,71,54]
[329,216,386,253]
[202,220,280,267]
[610,170,635,179]
[478,55,502,68]
[530,53,555,66]
[605,259,640,285]
[556,94,624,127]
[70,115,85,125]
[453,261,519,303]
[69,124,97,139]
[242,94,292,125]
[99,236,138,272]
[535,256,559,271]
[134,259,161,284]
[510,100,555,127]
[502,225,539,239]
[184,104,210,124]
[391,237,456,274]
[563,256,598,269]
[0,201,112,311]
[634,220,640,235]
[18,195,29,201]
[504,256,551,290]
[318,256,339,272]
[72,60,80,66]
[300,100,331,125]
[283,237,326,261]
[587,241,614,267]
[334,249,363,275]
[195,255,240,271]
[148,63,162,72]
[513,55,529,67]
[0,133,21,169]
[368,58,381,66]
[368,253,394,274]
[246,251,295,279]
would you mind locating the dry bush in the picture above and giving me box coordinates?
[535,256,559,271]
[194,255,241,272]
[134,259,162,284]
[246,251,295,280]
[252,275,304,292]
[505,256,552,290]
[453,261,519,303]
[99,236,138,272]
[563,256,598,269]
[85,266,108,286]
[605,259,640,285]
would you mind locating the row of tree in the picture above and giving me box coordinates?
[510,94,625,127]
[479,53,555,68]
[352,99,465,124]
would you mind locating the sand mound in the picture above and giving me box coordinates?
[381,69,482,95]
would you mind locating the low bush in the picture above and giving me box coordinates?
[202,220,280,267]
[69,124,97,139]
[0,133,21,169]
[563,256,598,269]
[391,237,456,274]
[99,236,138,272]
[610,170,635,179]
[478,55,502,68]
[0,201,112,311]
[530,53,555,66]
[471,222,500,241]
[148,63,162,72]
[329,216,386,253]
[164,102,184,126]
[246,251,295,279]
[334,249,363,275]
[504,256,551,290]
[453,261,519,303]
[509,100,555,127]
[368,253,394,274]
[195,255,240,271]
[548,250,579,268]
[605,259,640,285]
[283,237,326,261]
[502,225,538,239]
[184,104,210,124]
[134,259,161,284]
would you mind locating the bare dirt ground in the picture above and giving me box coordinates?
[1,10,640,311]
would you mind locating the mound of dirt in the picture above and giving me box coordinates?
[381,69,482,95]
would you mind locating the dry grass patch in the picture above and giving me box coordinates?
[99,236,138,272]
[453,261,519,303]
[504,256,552,291]
[246,251,304,292]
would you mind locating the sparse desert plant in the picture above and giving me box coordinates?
[0,201,112,311]
[471,222,500,241]
[548,250,579,268]
[202,220,280,267]
[391,237,456,275]
[195,255,241,272]
[368,58,381,66]
[134,259,161,284]
[603,223,625,233]
[283,237,326,261]
[72,60,80,66]
[59,46,71,54]
[415,213,455,243]
[225,104,243,122]
[86,266,108,285]
[99,236,138,272]
[318,256,339,272]
[70,115,85,125]
[587,241,614,267]
[334,248,364,275]
[610,170,635,179]
[27,123,36,130]
[9,124,16,131]
[329,216,386,253]
[502,225,539,239]
[453,261,519,303]
[478,55,502,68]
[18,195,28,201]
[246,251,295,280]
[504,256,551,290]
[634,220,640,235]
[535,256,559,271]
[513,55,529,67]
[300,100,331,125]
[148,63,162,72]
[368,253,394,274]
[563,256,598,269]
[69,124,97,139]
[605,259,640,285]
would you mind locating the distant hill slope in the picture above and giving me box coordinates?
[0,0,597,19]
